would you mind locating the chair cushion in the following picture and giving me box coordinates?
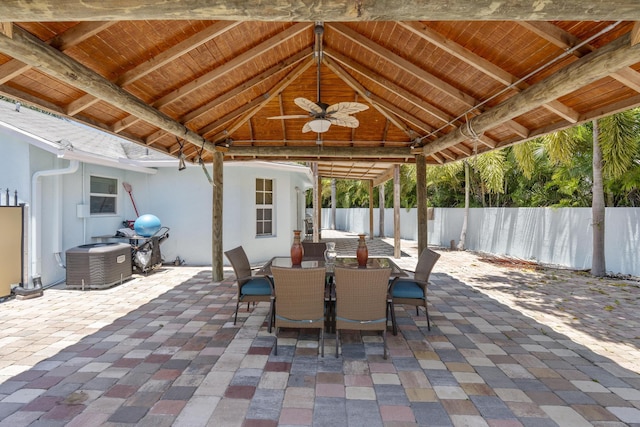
[241,278,272,296]
[392,281,425,299]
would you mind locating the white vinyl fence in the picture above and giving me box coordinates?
[315,207,640,277]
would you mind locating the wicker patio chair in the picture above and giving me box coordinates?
[334,266,391,359]
[224,246,275,332]
[271,266,327,356]
[301,241,327,259]
[388,248,441,334]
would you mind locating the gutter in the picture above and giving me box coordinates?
[0,121,158,175]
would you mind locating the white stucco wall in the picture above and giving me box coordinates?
[123,162,311,266]
[0,128,32,203]
[2,123,312,286]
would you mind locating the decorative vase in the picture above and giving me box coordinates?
[290,230,304,266]
[324,242,337,265]
[356,234,368,267]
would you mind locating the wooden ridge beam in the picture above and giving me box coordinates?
[422,32,640,156]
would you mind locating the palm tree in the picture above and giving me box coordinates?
[457,160,470,250]
[591,110,640,275]
[461,151,507,249]
[591,119,606,276]
[513,109,640,276]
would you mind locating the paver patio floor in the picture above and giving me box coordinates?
[0,231,638,426]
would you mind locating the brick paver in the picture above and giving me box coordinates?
[0,231,638,425]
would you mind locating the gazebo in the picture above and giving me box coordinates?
[2,1,640,279]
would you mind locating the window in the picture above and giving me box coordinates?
[90,176,118,215]
[256,178,273,236]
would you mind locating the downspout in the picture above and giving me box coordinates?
[295,186,301,231]
[29,157,79,288]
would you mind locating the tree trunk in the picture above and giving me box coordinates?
[457,160,469,251]
[591,119,606,277]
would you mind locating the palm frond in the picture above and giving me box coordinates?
[473,150,506,194]
[512,140,537,179]
[598,110,640,179]
[541,126,585,165]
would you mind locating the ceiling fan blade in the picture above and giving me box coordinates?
[301,122,314,133]
[326,102,369,115]
[267,114,309,120]
[294,97,324,115]
[327,114,360,128]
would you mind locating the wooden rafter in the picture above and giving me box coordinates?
[518,21,640,94]
[0,23,216,152]
[69,21,240,119]
[207,57,316,142]
[0,21,116,85]
[331,23,530,139]
[324,48,453,127]
[322,56,417,138]
[421,32,640,156]
[398,21,580,124]
[632,22,640,46]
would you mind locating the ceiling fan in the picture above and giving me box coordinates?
[268,23,368,133]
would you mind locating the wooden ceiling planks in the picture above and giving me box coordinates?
[0,9,640,182]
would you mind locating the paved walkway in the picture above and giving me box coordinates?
[0,231,638,426]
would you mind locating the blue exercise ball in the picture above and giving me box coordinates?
[134,214,161,237]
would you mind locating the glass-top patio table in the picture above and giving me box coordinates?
[257,257,407,333]
[257,256,408,277]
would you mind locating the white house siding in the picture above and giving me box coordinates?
[320,207,640,277]
[3,138,311,286]
[123,163,311,266]
[223,163,310,265]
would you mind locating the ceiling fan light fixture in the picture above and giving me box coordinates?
[308,118,331,133]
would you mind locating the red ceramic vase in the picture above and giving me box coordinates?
[356,234,368,267]
[290,230,304,266]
